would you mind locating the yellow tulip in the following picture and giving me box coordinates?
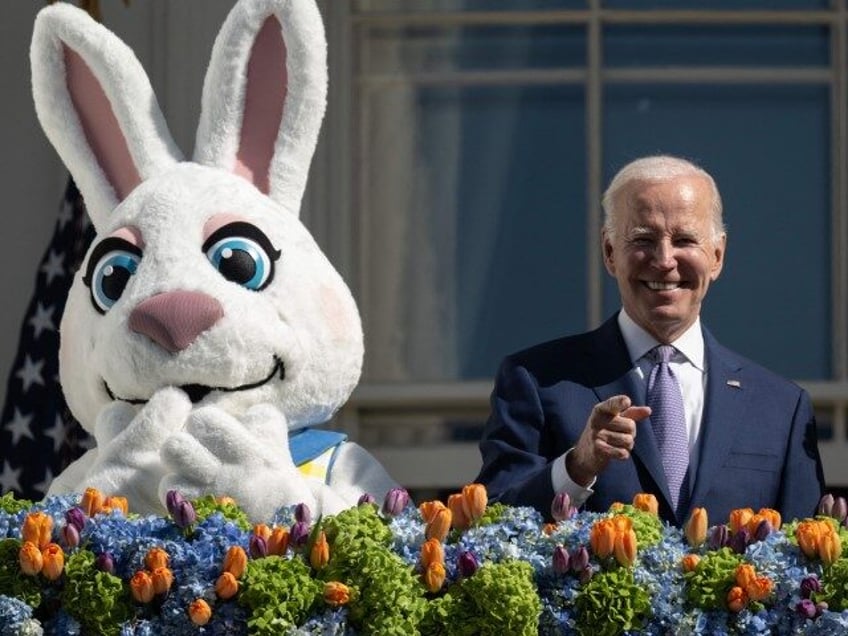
[324,581,352,607]
[425,508,452,542]
[423,561,446,593]
[461,483,488,523]
[223,546,248,578]
[728,508,754,533]
[130,571,155,603]
[684,508,708,547]
[188,599,212,626]
[310,531,330,570]
[22,512,53,550]
[215,571,239,600]
[145,547,169,571]
[18,541,43,576]
[420,538,444,569]
[632,493,659,515]
[447,494,470,530]
[41,543,65,581]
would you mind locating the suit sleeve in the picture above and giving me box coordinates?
[475,356,558,515]
[777,389,825,522]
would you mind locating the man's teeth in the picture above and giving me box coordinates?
[646,281,680,291]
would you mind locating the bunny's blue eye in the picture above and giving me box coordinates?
[83,237,142,314]
[202,222,280,291]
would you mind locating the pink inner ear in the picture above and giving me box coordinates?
[64,45,141,201]
[234,16,287,194]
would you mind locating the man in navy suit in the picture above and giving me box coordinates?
[476,155,825,526]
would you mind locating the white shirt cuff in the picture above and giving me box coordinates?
[550,448,595,507]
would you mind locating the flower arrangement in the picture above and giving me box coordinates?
[1,486,848,635]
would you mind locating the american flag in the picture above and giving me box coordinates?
[0,178,94,499]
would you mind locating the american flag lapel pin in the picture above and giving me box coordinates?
[726,380,742,388]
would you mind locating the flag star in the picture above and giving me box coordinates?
[15,355,45,393]
[0,461,22,494]
[57,199,74,229]
[29,302,55,339]
[5,408,33,445]
[33,467,54,497]
[45,414,68,454]
[40,249,65,285]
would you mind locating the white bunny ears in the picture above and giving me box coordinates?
[31,0,328,229]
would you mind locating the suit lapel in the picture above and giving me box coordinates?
[689,331,746,511]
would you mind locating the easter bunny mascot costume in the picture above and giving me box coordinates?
[31,0,398,521]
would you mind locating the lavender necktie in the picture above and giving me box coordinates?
[646,345,689,513]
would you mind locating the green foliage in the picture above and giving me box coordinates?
[61,550,132,636]
[421,561,541,636]
[819,557,848,611]
[239,555,321,635]
[0,540,41,608]
[575,567,652,636]
[191,495,251,531]
[684,547,742,610]
[322,504,392,550]
[322,540,426,635]
[0,493,33,515]
[614,505,664,547]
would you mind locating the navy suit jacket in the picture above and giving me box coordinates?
[476,314,825,526]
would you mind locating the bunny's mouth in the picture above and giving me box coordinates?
[104,356,286,405]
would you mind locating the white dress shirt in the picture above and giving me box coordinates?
[550,309,707,506]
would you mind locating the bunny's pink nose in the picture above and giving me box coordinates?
[129,290,224,353]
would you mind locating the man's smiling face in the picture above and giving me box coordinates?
[602,174,726,344]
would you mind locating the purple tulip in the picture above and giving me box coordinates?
[165,490,187,517]
[551,492,572,522]
[61,523,80,549]
[569,546,590,573]
[65,507,86,533]
[553,545,570,574]
[382,487,410,517]
[95,552,115,574]
[295,503,312,525]
[457,551,479,578]
[729,528,750,554]
[357,493,376,506]
[752,519,773,542]
[578,566,594,585]
[290,521,310,548]
[818,493,835,517]
[795,599,818,620]
[833,497,848,522]
[172,500,196,529]
[800,575,822,599]
[249,534,268,559]
[708,525,730,550]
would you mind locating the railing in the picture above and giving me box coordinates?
[335,380,848,492]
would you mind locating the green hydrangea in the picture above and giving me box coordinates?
[684,547,742,610]
[0,493,33,515]
[613,505,664,547]
[322,503,392,550]
[0,540,41,609]
[574,567,652,636]
[421,560,541,636]
[191,495,251,531]
[61,550,132,636]
[818,557,848,610]
[478,502,508,526]
[239,555,322,635]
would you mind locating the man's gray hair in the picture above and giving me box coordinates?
[601,155,726,242]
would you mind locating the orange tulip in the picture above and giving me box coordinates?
[145,547,169,571]
[590,519,616,558]
[632,493,659,515]
[267,527,289,556]
[425,508,452,542]
[252,524,272,543]
[447,494,470,530]
[609,502,625,511]
[796,520,824,559]
[614,528,638,567]
[542,523,558,536]
[18,541,43,576]
[22,512,53,550]
[681,554,701,572]
[223,546,248,578]
[103,496,129,515]
[420,538,444,569]
[188,599,212,626]
[735,564,757,590]
[726,585,749,612]
[215,571,239,600]
[757,508,781,531]
[80,488,104,517]
[41,543,65,581]
[217,496,237,506]
[419,500,448,525]
[151,566,174,595]
[461,483,488,523]
[324,581,352,607]
[611,515,633,534]
[728,508,754,534]
[310,531,330,570]
[423,561,446,593]
[130,570,155,603]
[747,576,774,602]
[819,526,842,566]
[684,508,708,547]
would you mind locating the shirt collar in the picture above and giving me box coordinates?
[617,309,705,371]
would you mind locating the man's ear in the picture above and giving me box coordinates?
[710,233,727,281]
[602,229,616,276]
